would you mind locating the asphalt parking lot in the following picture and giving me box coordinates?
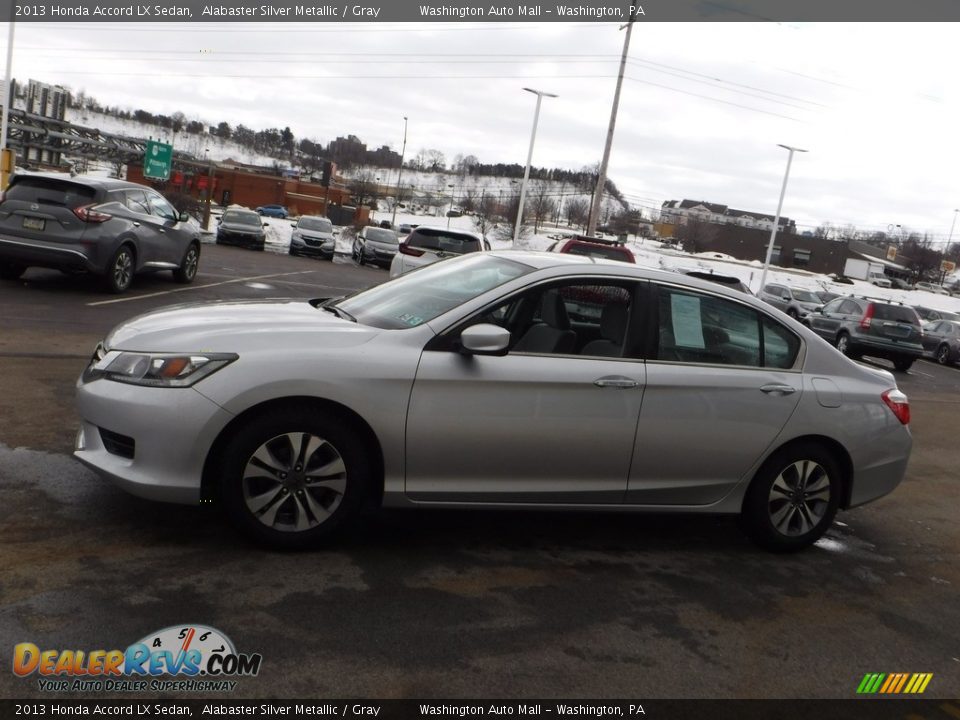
[1,244,959,700]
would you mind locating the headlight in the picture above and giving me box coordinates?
[83,350,238,387]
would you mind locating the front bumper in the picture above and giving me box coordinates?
[74,375,235,504]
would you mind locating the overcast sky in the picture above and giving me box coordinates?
[5,21,960,241]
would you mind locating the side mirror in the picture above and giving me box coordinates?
[178,211,190,223]
[262,222,269,227]
[291,222,297,228]
[460,324,510,356]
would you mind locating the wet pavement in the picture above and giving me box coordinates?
[1,246,958,699]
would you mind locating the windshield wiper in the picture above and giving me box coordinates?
[322,303,357,323]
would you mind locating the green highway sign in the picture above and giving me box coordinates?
[143,140,173,180]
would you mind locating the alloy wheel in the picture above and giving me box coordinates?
[767,460,831,537]
[937,345,950,365]
[113,249,133,290]
[183,247,199,280]
[241,432,347,532]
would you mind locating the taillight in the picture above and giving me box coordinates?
[73,204,112,223]
[399,243,424,257]
[859,303,875,330]
[882,388,910,425]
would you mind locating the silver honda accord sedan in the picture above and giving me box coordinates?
[74,252,912,552]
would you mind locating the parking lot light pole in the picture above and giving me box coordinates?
[390,116,408,229]
[948,209,959,246]
[446,184,456,228]
[759,144,807,293]
[514,88,557,246]
[1,21,16,191]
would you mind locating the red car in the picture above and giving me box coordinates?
[547,235,635,263]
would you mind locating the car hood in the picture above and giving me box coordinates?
[105,299,377,353]
[297,230,335,242]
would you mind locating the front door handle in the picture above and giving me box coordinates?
[760,383,796,395]
[594,376,639,389]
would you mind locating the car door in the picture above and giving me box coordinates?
[921,321,945,354]
[628,283,803,505]
[405,277,648,503]
[811,298,859,342]
[143,190,189,264]
[115,189,167,265]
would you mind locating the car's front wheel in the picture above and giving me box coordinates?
[173,243,200,284]
[936,343,953,365]
[741,442,842,552]
[218,406,371,549]
[104,245,135,293]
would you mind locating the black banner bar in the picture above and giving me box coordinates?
[2,700,960,720]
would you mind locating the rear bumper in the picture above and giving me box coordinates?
[849,335,924,359]
[0,235,97,272]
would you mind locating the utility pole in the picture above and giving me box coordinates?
[0,22,16,191]
[390,116,408,228]
[587,18,634,238]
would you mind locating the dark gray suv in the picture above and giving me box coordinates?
[0,173,200,293]
[808,296,923,371]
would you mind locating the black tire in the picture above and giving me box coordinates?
[217,406,371,550]
[0,263,26,280]
[173,242,200,284]
[835,332,857,358]
[893,356,914,372]
[103,245,135,294]
[936,344,952,366]
[741,442,842,552]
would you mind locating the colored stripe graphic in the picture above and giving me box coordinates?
[857,672,932,694]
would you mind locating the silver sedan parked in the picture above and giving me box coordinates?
[75,253,912,552]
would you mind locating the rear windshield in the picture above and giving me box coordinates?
[873,304,920,325]
[407,229,481,254]
[791,289,821,303]
[564,243,632,262]
[5,177,96,209]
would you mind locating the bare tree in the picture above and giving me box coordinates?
[425,149,446,172]
[349,167,379,208]
[472,193,497,239]
[676,219,719,254]
[565,197,590,229]
[529,182,557,233]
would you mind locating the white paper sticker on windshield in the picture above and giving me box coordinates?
[671,294,705,348]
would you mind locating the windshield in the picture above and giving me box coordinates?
[222,211,260,226]
[365,228,397,243]
[336,254,533,329]
[299,218,333,232]
[791,289,821,303]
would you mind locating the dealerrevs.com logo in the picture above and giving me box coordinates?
[13,625,262,693]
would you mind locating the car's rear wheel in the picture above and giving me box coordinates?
[835,332,860,359]
[741,442,841,552]
[218,407,370,549]
[173,243,200,284]
[0,263,26,280]
[936,343,952,365]
[104,245,134,294]
[893,356,915,372]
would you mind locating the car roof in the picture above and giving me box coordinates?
[14,172,155,192]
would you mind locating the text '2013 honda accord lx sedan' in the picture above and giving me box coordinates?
[75,252,912,552]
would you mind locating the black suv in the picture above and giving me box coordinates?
[808,296,923,371]
[0,173,199,293]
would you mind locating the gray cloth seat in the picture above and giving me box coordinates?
[513,291,577,354]
[581,303,629,357]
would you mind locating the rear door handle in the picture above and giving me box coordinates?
[594,376,639,389]
[760,383,796,395]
